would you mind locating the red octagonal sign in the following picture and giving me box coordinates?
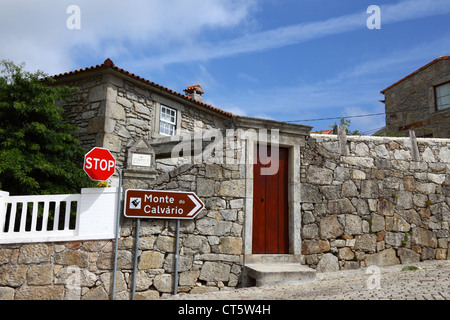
[83,147,116,181]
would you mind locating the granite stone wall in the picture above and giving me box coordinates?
[1,130,450,300]
[0,161,245,300]
[301,134,450,272]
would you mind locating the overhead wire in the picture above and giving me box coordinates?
[284,104,450,136]
[283,105,436,123]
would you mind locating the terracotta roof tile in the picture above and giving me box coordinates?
[50,58,234,118]
[310,129,333,134]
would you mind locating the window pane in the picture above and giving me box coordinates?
[159,105,177,135]
[436,82,450,111]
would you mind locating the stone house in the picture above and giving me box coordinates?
[380,56,450,138]
[51,58,235,168]
[47,58,315,295]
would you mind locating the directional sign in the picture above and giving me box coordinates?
[124,189,204,219]
[84,147,116,181]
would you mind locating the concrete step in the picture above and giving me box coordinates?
[245,254,304,264]
[243,263,316,287]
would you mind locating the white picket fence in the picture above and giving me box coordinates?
[0,188,119,244]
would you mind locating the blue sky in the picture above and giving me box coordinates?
[1,0,449,133]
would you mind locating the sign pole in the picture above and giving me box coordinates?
[111,168,122,300]
[173,219,180,295]
[131,218,140,300]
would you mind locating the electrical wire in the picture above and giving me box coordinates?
[283,105,444,123]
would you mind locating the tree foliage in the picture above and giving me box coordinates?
[0,60,94,195]
[330,117,361,135]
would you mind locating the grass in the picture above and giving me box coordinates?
[402,265,419,271]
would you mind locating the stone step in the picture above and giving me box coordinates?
[245,254,304,264]
[243,263,316,287]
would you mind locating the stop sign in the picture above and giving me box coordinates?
[83,147,116,181]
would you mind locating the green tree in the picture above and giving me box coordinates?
[330,117,360,135]
[0,60,94,195]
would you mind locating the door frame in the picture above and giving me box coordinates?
[243,134,303,258]
[252,144,289,254]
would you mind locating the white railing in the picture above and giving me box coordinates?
[0,188,119,244]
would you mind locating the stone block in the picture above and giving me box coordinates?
[302,240,330,254]
[338,247,355,261]
[301,184,322,203]
[396,191,413,210]
[421,247,436,260]
[199,262,231,282]
[371,214,385,232]
[215,179,245,197]
[138,251,164,270]
[54,251,89,268]
[135,290,160,300]
[0,265,27,287]
[218,237,242,255]
[89,85,106,102]
[354,234,377,253]
[365,248,400,267]
[27,264,53,285]
[341,180,358,197]
[345,214,363,235]
[411,227,437,248]
[82,286,109,300]
[377,198,394,216]
[155,236,175,253]
[15,285,65,300]
[361,180,379,198]
[179,270,200,286]
[306,166,333,185]
[385,232,405,247]
[328,198,355,214]
[302,224,319,239]
[436,248,447,260]
[320,216,344,239]
[18,244,51,264]
[0,287,15,300]
[386,214,410,232]
[397,248,420,264]
[183,235,210,253]
[153,274,174,293]
[316,253,339,273]
[0,249,12,265]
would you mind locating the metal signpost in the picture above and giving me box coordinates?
[124,189,205,297]
[83,147,122,300]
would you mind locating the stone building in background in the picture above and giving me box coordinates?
[381,56,450,138]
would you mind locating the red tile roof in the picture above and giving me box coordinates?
[381,56,450,94]
[50,58,234,118]
[310,129,333,134]
[184,84,204,94]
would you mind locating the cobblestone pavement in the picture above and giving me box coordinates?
[168,261,450,300]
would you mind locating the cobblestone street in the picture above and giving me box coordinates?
[168,261,450,300]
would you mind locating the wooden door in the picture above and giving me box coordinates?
[252,145,289,254]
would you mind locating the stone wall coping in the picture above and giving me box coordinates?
[310,133,450,143]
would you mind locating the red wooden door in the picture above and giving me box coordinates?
[252,145,289,254]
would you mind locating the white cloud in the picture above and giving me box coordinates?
[0,0,257,74]
[143,0,450,68]
[1,0,449,74]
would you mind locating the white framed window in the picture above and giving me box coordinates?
[159,105,177,136]
[435,82,450,111]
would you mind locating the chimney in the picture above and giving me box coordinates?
[184,84,204,102]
